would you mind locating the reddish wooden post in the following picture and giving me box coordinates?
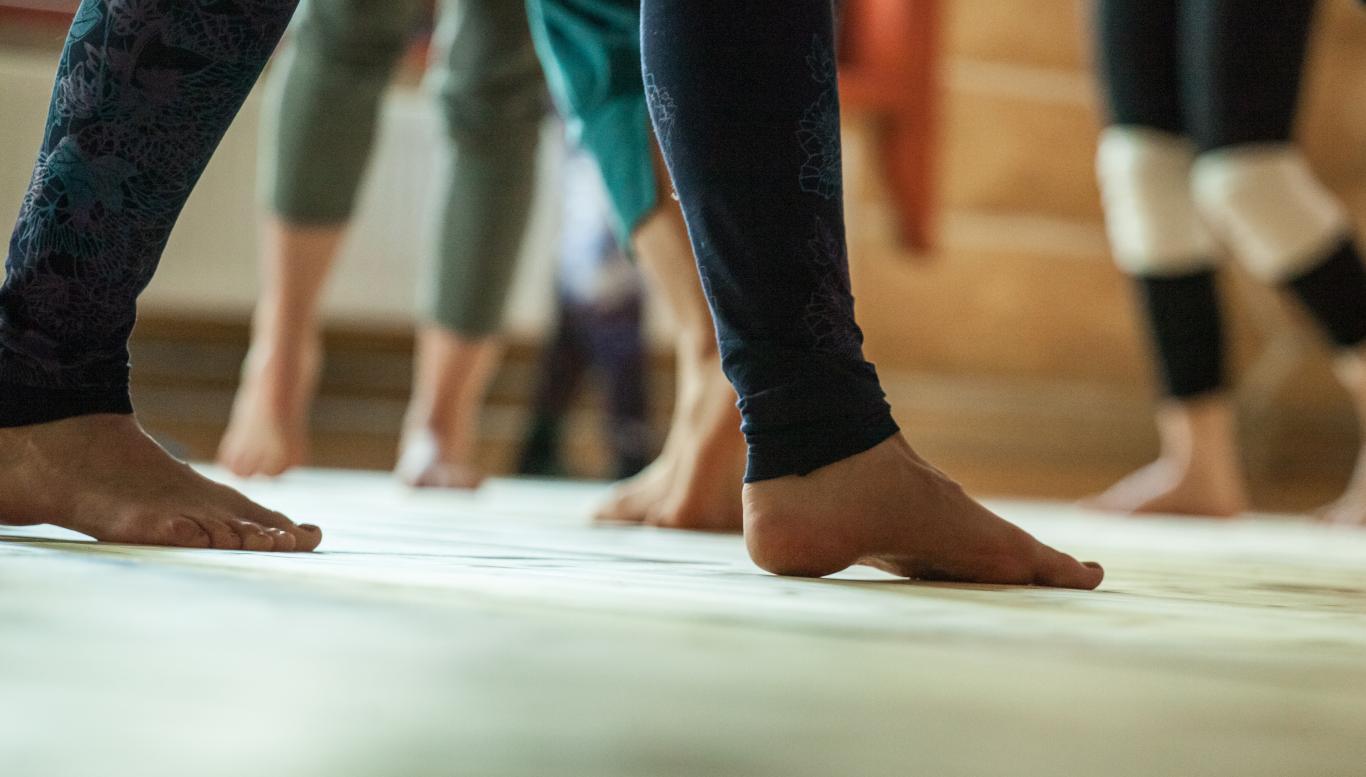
[838,0,942,255]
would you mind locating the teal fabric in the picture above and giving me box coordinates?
[525,0,659,244]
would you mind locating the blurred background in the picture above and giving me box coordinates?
[4,0,1366,509]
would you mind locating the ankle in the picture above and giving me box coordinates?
[401,416,473,459]
[1153,445,1243,487]
[248,322,321,362]
[1156,394,1239,459]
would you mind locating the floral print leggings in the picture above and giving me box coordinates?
[1,0,296,426]
[642,0,898,481]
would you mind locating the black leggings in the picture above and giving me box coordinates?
[1097,0,1366,398]
[1098,0,1314,153]
[643,0,898,481]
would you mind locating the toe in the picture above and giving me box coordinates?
[642,504,671,528]
[292,523,323,552]
[255,454,284,479]
[265,527,297,552]
[216,487,322,551]
[593,492,649,525]
[644,504,698,531]
[191,516,243,550]
[1035,548,1105,590]
[160,516,211,549]
[228,518,275,551]
[252,508,320,551]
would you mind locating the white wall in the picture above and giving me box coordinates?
[1,47,568,337]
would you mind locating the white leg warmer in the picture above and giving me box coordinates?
[1096,126,1218,277]
[1192,144,1349,282]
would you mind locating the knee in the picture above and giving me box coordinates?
[435,57,545,146]
[1192,143,1349,282]
[1096,126,1217,277]
[439,92,544,149]
[295,0,413,77]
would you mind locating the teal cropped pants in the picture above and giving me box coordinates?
[526,0,660,245]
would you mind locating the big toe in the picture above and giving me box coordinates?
[593,491,651,525]
[252,512,322,552]
[1035,548,1104,590]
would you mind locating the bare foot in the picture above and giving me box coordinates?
[0,415,322,550]
[1081,458,1246,517]
[395,426,485,490]
[1082,397,1247,518]
[217,332,321,478]
[219,217,344,478]
[592,146,745,532]
[594,452,678,522]
[1323,351,1366,525]
[393,327,501,491]
[1321,451,1366,525]
[594,344,745,532]
[743,435,1103,588]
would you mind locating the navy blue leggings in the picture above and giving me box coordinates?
[1,0,296,426]
[642,0,898,482]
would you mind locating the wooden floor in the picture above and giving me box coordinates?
[2,470,1365,777]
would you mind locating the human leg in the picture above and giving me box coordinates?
[220,0,424,477]
[1,0,320,549]
[587,293,653,480]
[593,148,747,530]
[1185,0,1366,523]
[516,294,589,477]
[640,0,1102,585]
[527,0,746,530]
[398,0,547,488]
[1086,0,1246,516]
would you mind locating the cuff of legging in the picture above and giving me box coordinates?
[1164,378,1227,401]
[422,308,504,341]
[1285,239,1366,348]
[0,382,132,427]
[743,409,900,483]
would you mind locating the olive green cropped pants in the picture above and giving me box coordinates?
[260,0,547,336]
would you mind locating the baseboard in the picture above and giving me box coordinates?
[129,314,1359,509]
